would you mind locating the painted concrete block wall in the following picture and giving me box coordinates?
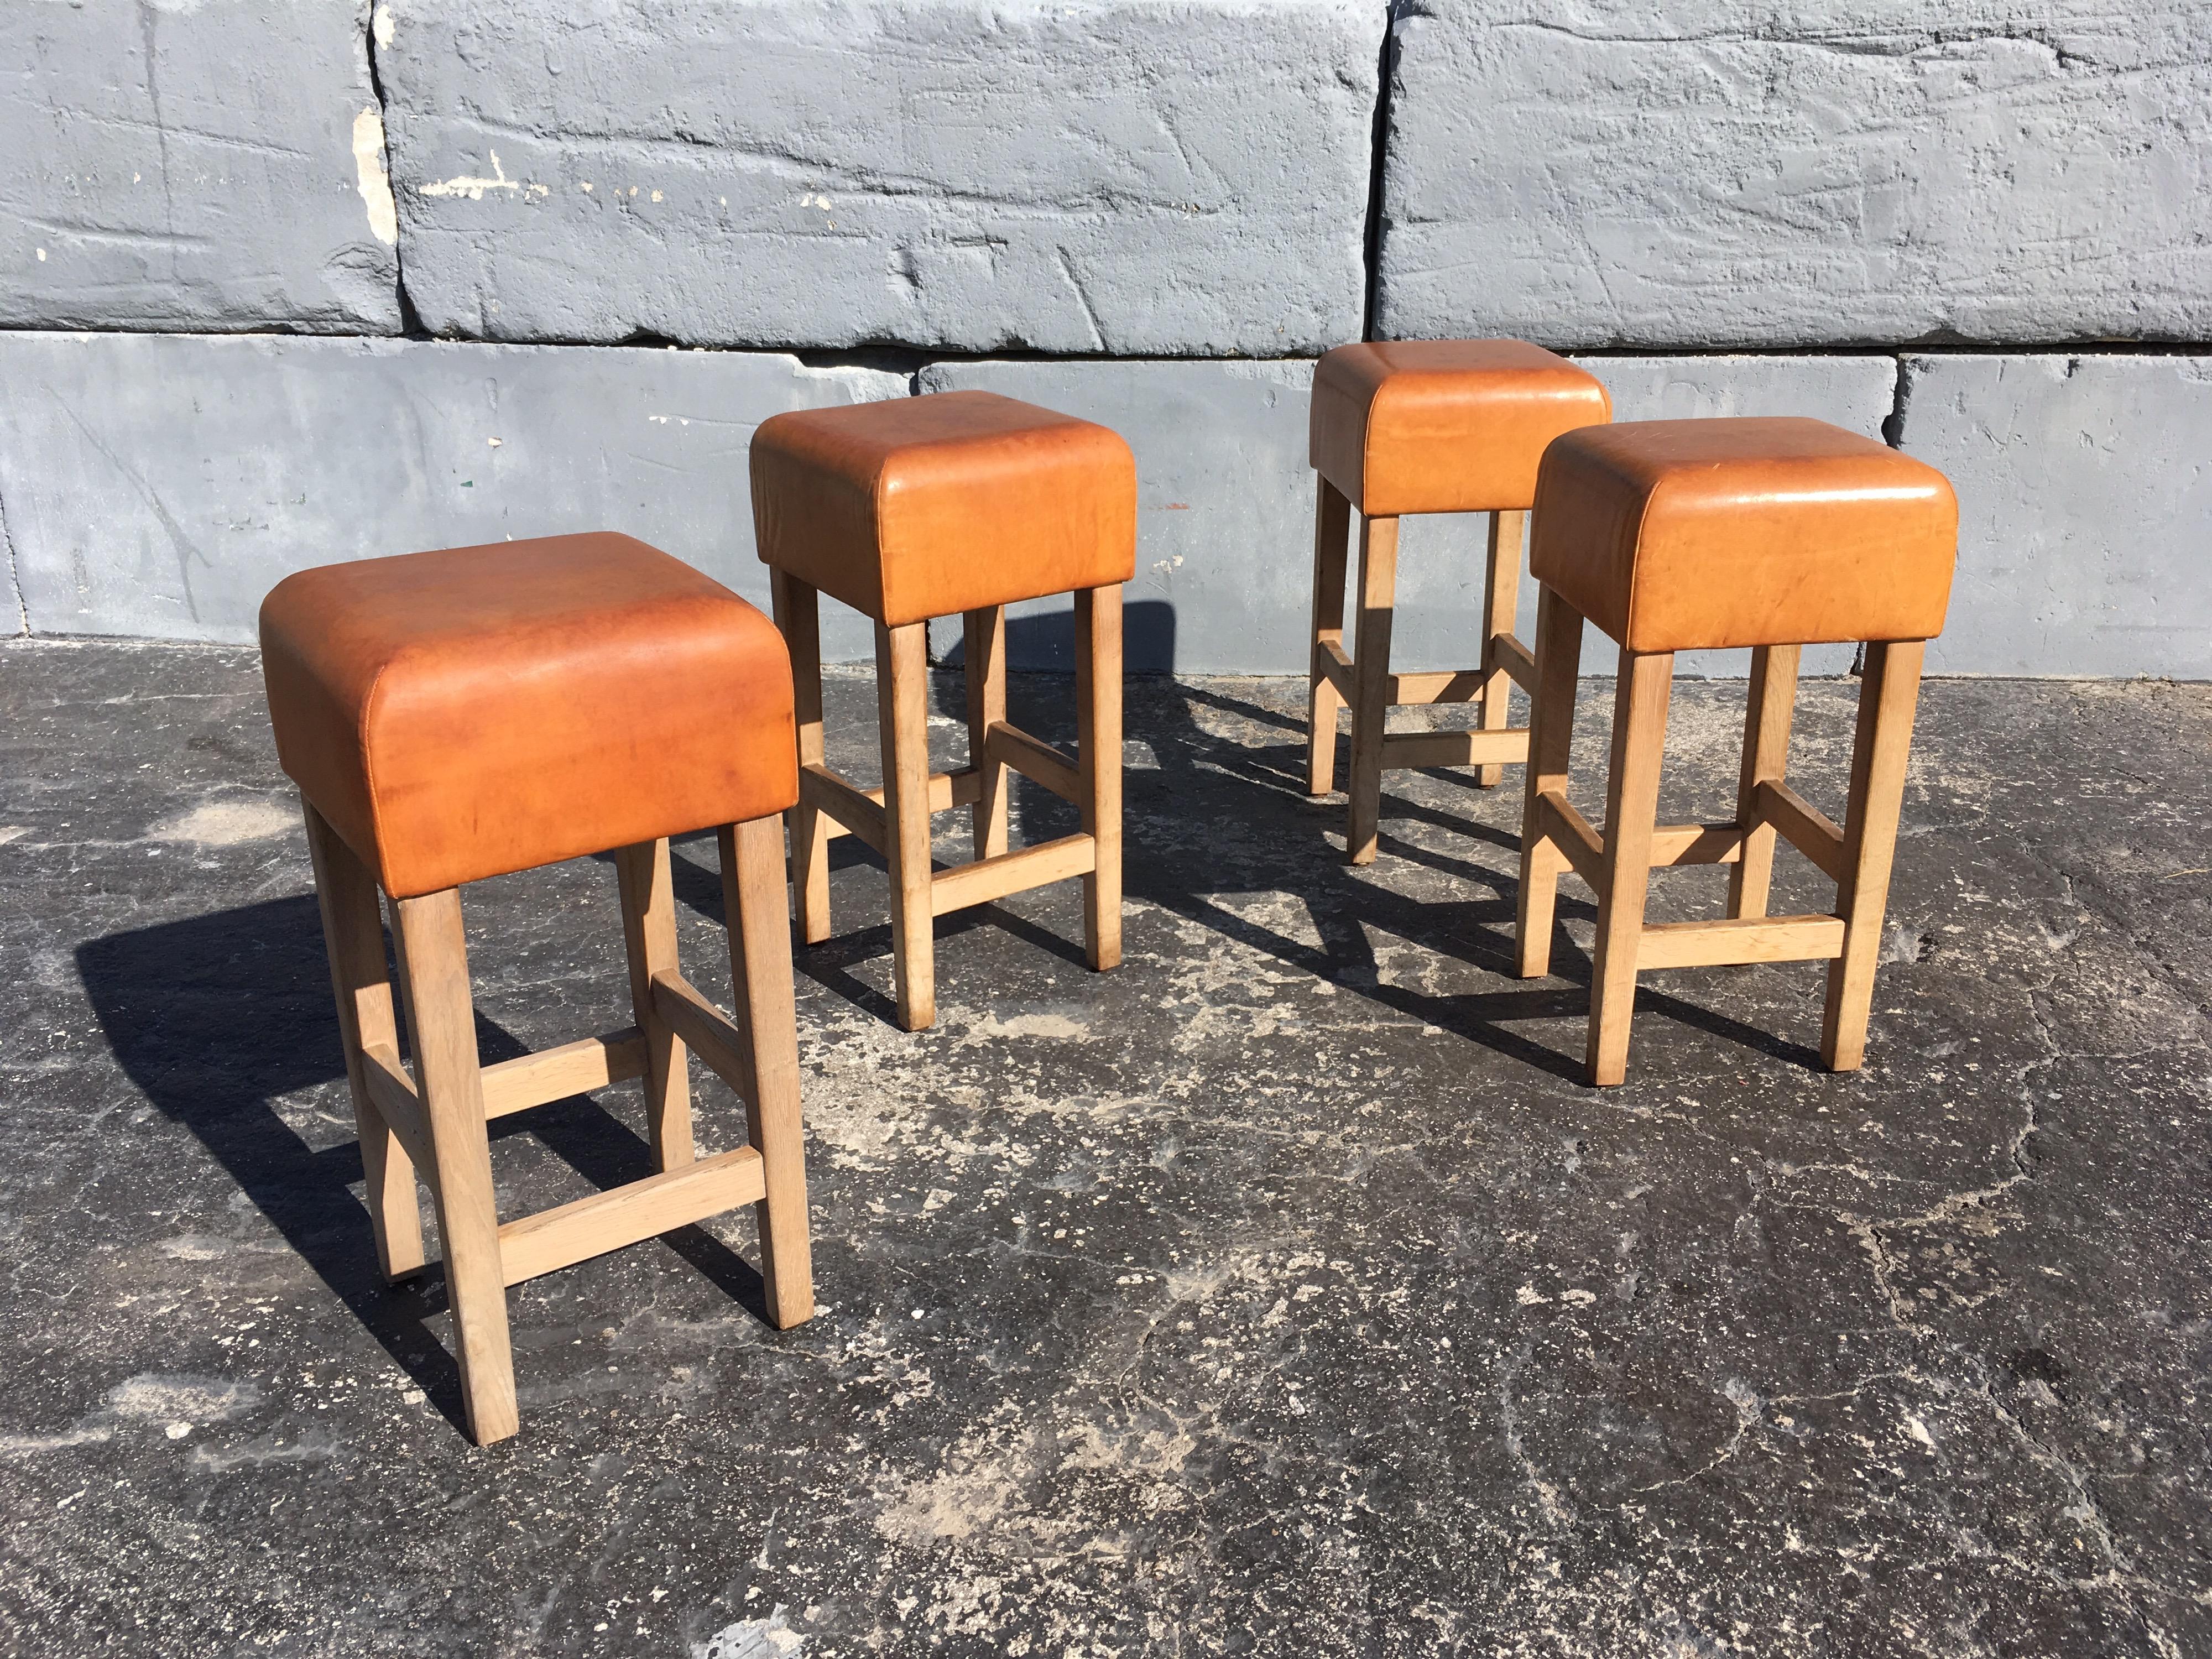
[0,0,401,333]
[1902,354,2212,679]
[1374,2,2212,347]
[377,0,1376,354]
[0,2,2203,678]
[0,333,900,654]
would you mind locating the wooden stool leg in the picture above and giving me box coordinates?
[1345,513,1400,865]
[876,619,936,1031]
[1076,583,1124,972]
[773,572,832,946]
[719,816,815,1328]
[1514,587,1584,979]
[1476,509,1526,787]
[964,605,1009,860]
[1587,647,1674,1087]
[1728,644,1801,920]
[614,838,694,1172]
[302,802,425,1280]
[1306,477,1353,796]
[1822,640,1924,1071]
[388,889,517,1446]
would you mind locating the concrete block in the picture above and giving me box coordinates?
[1900,354,2212,679]
[0,333,902,654]
[0,0,401,332]
[917,358,1316,673]
[1376,2,2212,347]
[378,0,1375,355]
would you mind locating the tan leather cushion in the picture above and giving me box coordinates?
[1532,418,1960,654]
[750,390,1136,627]
[1310,339,1613,517]
[259,533,797,899]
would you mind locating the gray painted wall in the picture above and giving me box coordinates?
[1,0,401,333]
[377,0,1376,354]
[0,1,2204,679]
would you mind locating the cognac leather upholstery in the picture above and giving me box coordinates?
[1310,339,1613,517]
[751,390,1137,627]
[260,533,798,899]
[1530,418,1959,654]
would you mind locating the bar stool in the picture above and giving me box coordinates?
[750,390,1136,1032]
[259,533,813,1444]
[1305,339,1612,863]
[1513,419,1959,1086]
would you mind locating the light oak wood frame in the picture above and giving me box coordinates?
[303,803,813,1446]
[769,569,1124,1034]
[1305,475,1540,864]
[1511,586,1927,1086]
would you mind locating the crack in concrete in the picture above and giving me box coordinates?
[0,473,26,636]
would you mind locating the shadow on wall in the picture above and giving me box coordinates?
[74,898,771,1438]
[935,597,1177,675]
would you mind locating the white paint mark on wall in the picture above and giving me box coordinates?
[371,2,395,49]
[420,149,520,201]
[351,106,399,246]
[694,1606,803,1659]
[0,827,28,846]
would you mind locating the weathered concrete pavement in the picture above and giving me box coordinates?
[3,640,2208,1656]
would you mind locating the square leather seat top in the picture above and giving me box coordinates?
[1310,339,1613,518]
[259,533,797,899]
[749,390,1136,628]
[1531,418,1960,654]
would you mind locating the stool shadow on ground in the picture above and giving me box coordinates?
[928,634,1818,1077]
[78,892,774,1438]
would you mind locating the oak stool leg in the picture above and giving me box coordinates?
[1306,477,1353,796]
[1345,513,1401,865]
[1587,647,1675,1087]
[718,816,816,1328]
[965,605,1010,860]
[614,837,695,1171]
[773,572,832,947]
[1475,509,1526,788]
[876,619,937,1031]
[1822,640,1925,1071]
[1077,583,1124,971]
[1728,644,1802,921]
[1515,587,1585,980]
[388,889,519,1446]
[302,803,425,1280]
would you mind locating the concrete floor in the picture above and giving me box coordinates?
[3,638,2209,1657]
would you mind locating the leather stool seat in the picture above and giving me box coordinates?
[750,390,1136,624]
[1311,338,1613,517]
[260,532,798,898]
[1531,417,1959,653]
[257,530,814,1446]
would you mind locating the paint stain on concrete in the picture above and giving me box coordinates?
[695,1606,802,1658]
[351,106,399,246]
[147,798,293,846]
[105,1374,262,1426]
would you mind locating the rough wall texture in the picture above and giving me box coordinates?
[0,333,900,650]
[1903,353,2212,679]
[378,0,1375,354]
[0,0,401,333]
[1375,1,2212,348]
[0,1,2204,677]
